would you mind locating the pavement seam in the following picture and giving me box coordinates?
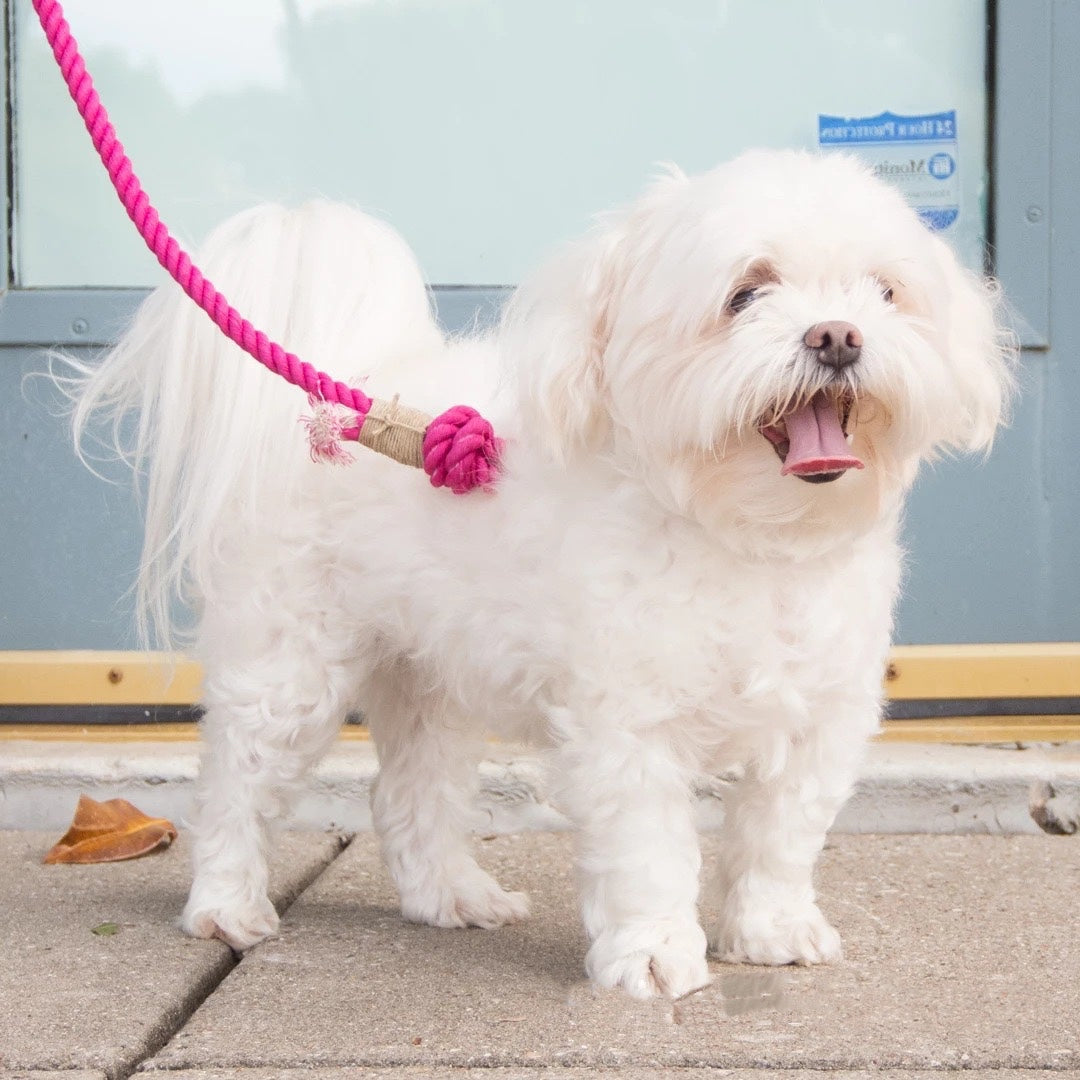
[126,1045,1080,1073]
[127,1062,1080,1075]
[107,832,354,1080]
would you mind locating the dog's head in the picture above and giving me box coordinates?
[504,150,1014,549]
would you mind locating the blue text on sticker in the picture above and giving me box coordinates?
[817,110,959,231]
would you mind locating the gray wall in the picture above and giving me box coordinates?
[2,1,1078,649]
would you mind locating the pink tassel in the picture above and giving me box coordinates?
[300,396,355,465]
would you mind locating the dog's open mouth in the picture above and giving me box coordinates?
[758,389,863,484]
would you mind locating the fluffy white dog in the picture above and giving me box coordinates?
[72,150,1013,999]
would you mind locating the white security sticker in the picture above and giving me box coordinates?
[817,110,959,231]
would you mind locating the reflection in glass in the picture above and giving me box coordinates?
[17,0,988,287]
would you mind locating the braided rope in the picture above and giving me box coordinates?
[32,0,502,492]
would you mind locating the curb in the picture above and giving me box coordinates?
[1,739,1078,835]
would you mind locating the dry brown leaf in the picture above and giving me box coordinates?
[43,794,178,864]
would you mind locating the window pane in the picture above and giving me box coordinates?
[17,0,988,287]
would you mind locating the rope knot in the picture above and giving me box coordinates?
[422,406,502,494]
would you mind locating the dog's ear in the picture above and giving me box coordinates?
[929,236,1017,454]
[502,227,626,463]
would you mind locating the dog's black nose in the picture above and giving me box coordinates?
[804,320,862,370]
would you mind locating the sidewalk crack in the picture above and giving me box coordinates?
[108,830,353,1080]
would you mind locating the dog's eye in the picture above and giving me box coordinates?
[727,287,759,314]
[880,283,894,304]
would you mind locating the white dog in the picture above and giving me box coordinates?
[71,150,1013,999]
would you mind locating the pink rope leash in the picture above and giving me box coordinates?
[32,0,501,494]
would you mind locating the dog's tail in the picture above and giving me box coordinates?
[62,202,442,648]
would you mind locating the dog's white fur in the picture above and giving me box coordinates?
[70,150,1013,999]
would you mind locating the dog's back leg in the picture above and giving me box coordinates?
[365,661,530,929]
[180,611,368,951]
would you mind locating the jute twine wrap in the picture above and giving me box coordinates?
[356,396,431,469]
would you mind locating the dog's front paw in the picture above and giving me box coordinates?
[587,921,711,1000]
[712,902,841,966]
[399,866,530,930]
[182,893,280,951]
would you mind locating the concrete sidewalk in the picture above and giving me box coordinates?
[2,828,1078,1080]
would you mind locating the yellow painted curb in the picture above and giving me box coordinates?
[875,715,1080,744]
[1,646,1078,749]
[0,718,1076,745]
[0,722,370,743]
[3,645,1079,706]
[0,651,199,706]
[886,643,1080,700]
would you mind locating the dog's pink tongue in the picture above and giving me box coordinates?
[780,392,864,477]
